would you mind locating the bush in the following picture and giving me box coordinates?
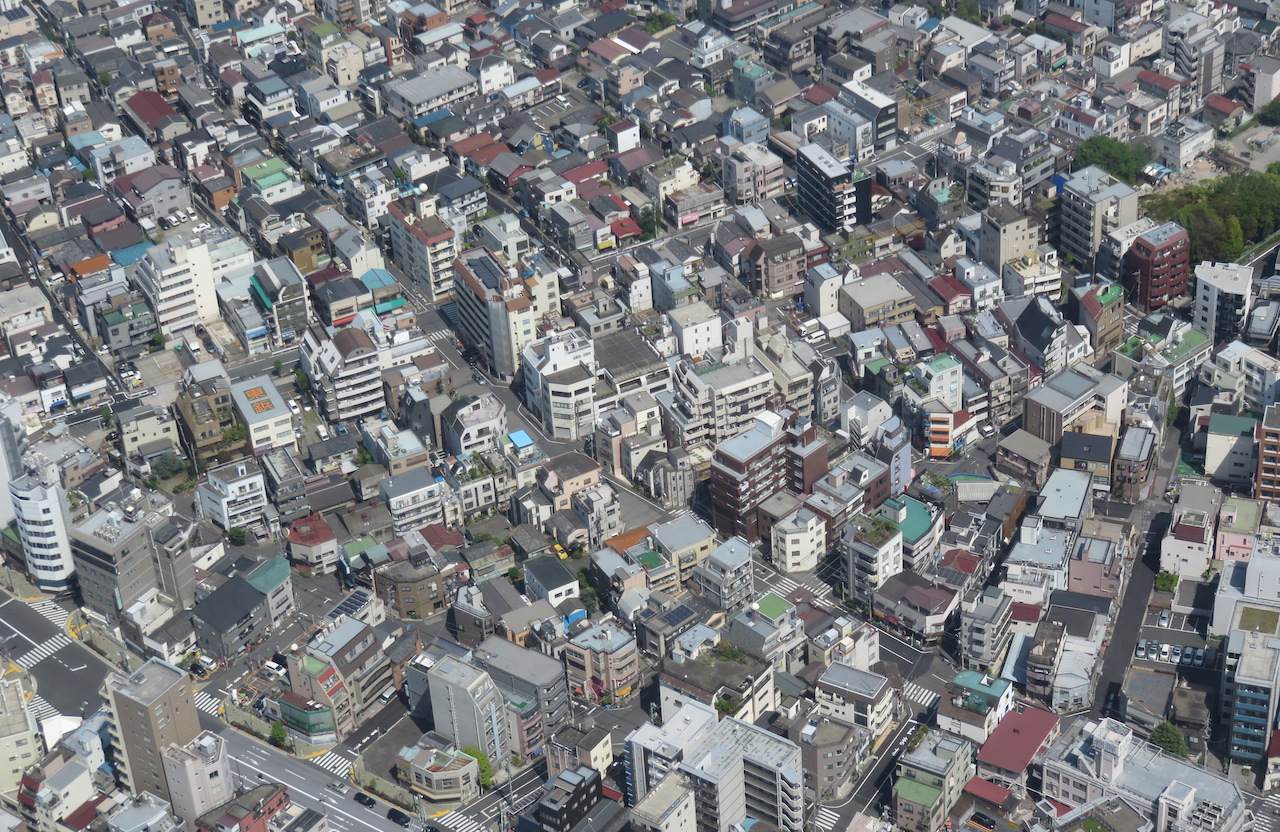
[152,451,188,480]
[1074,136,1153,184]
[1259,99,1280,126]
[464,747,494,788]
[226,527,247,546]
[269,721,288,748]
[1155,572,1179,593]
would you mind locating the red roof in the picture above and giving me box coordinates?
[562,159,609,184]
[124,90,177,130]
[63,798,107,831]
[535,68,561,85]
[1267,728,1280,758]
[288,514,337,546]
[1206,94,1242,115]
[1044,12,1087,32]
[422,523,466,550]
[977,707,1060,773]
[929,274,971,303]
[1011,601,1041,623]
[804,84,839,105]
[1137,69,1180,91]
[963,777,1012,807]
[612,217,642,238]
[939,549,982,575]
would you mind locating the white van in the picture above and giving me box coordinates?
[378,686,396,704]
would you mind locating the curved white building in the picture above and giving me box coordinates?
[9,472,73,591]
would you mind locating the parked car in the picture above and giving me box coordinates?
[1194,648,1206,666]
[1160,643,1171,662]
[354,793,376,808]
[386,809,411,827]
[1135,639,1147,659]
[1171,645,1183,664]
[1159,610,1171,628]
[1181,648,1194,665]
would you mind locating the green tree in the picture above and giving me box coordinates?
[580,585,599,614]
[701,160,717,181]
[1224,215,1245,261]
[226,526,247,546]
[269,721,288,748]
[1155,572,1180,592]
[97,71,111,88]
[506,566,521,584]
[150,332,164,349]
[956,0,982,22]
[464,747,494,788]
[643,11,677,33]
[152,451,187,480]
[273,359,283,377]
[1260,99,1280,126]
[1073,136,1153,183]
[294,368,311,393]
[638,206,659,236]
[1149,721,1189,757]
[100,406,112,426]
[222,422,246,445]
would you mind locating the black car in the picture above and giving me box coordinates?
[968,813,997,832]
[387,809,411,827]
[354,793,376,808]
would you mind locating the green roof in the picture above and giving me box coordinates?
[927,354,960,372]
[1221,496,1262,534]
[755,592,793,621]
[310,20,340,37]
[953,669,1011,698]
[881,496,935,544]
[245,556,290,593]
[243,157,288,183]
[1208,413,1258,437]
[342,535,379,557]
[1096,283,1124,306]
[101,299,150,327]
[635,549,664,570]
[1162,328,1210,364]
[865,357,890,376]
[893,777,942,808]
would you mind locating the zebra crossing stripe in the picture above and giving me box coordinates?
[29,600,69,627]
[437,812,487,832]
[310,751,354,775]
[16,634,72,669]
[194,691,222,715]
[813,807,840,831]
[27,694,59,721]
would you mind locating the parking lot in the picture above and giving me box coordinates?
[1134,609,1217,670]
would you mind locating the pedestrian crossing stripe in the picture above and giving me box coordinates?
[194,691,222,715]
[16,634,72,669]
[813,807,840,831]
[426,330,452,343]
[436,811,488,832]
[27,694,59,721]
[29,600,69,628]
[901,682,940,707]
[310,750,354,775]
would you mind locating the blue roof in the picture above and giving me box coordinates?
[413,109,453,127]
[921,17,941,31]
[69,131,105,151]
[510,430,534,449]
[359,268,395,290]
[111,242,154,265]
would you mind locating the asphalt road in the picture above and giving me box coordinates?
[0,591,113,716]
[1091,425,1183,718]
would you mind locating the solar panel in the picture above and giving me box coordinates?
[662,604,694,627]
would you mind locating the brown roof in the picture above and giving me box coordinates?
[332,326,374,357]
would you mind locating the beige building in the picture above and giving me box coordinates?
[120,405,179,460]
[838,276,916,331]
[103,659,201,804]
[230,376,296,455]
[161,732,231,827]
[0,680,37,795]
[650,515,718,582]
[564,619,640,705]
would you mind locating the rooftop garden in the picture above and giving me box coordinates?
[857,515,900,548]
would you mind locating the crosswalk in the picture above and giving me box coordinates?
[27,694,60,722]
[901,681,941,710]
[310,749,355,776]
[28,600,69,629]
[425,329,453,344]
[15,634,72,669]
[1258,793,1280,832]
[434,811,488,832]
[771,574,832,599]
[194,690,222,716]
[812,806,841,832]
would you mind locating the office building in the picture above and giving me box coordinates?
[564,620,639,706]
[1058,166,1139,266]
[454,248,559,381]
[229,377,296,456]
[286,615,394,740]
[9,468,74,591]
[794,143,870,233]
[248,258,310,345]
[103,659,201,804]
[428,656,510,768]
[624,701,719,806]
[1194,261,1254,343]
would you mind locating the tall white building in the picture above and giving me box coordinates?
[1194,262,1254,344]
[196,458,268,532]
[0,391,27,531]
[678,717,804,832]
[624,701,719,805]
[132,232,253,337]
[428,656,509,768]
[521,329,598,441]
[10,461,74,591]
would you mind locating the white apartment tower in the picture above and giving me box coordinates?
[428,656,509,768]
[132,232,253,337]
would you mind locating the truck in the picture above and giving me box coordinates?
[183,331,201,354]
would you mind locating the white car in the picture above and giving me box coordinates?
[193,223,211,234]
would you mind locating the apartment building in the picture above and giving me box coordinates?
[841,512,904,600]
[103,659,200,804]
[0,680,37,795]
[742,234,806,300]
[771,507,827,574]
[454,248,559,380]
[893,732,975,832]
[1058,166,1139,265]
[795,143,870,233]
[564,620,639,706]
[839,79,898,151]
[1125,221,1190,313]
[710,411,829,542]
[978,203,1040,271]
[678,718,804,832]
[691,537,753,612]
[1194,261,1254,344]
[658,352,774,449]
[961,590,1013,672]
[471,636,570,758]
[428,657,509,767]
[196,458,268,532]
[300,325,385,422]
[1022,364,1128,445]
[815,662,894,743]
[625,701,719,806]
[161,733,230,827]
[133,232,254,337]
[1257,404,1280,504]
[387,201,458,304]
[286,616,393,739]
[380,467,461,533]
[722,142,784,205]
[249,258,311,345]
[839,276,916,330]
[521,329,598,442]
[1165,11,1225,106]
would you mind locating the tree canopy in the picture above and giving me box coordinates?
[1144,170,1280,263]
[1073,136,1152,184]
[1148,721,1189,757]
[1260,99,1280,126]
